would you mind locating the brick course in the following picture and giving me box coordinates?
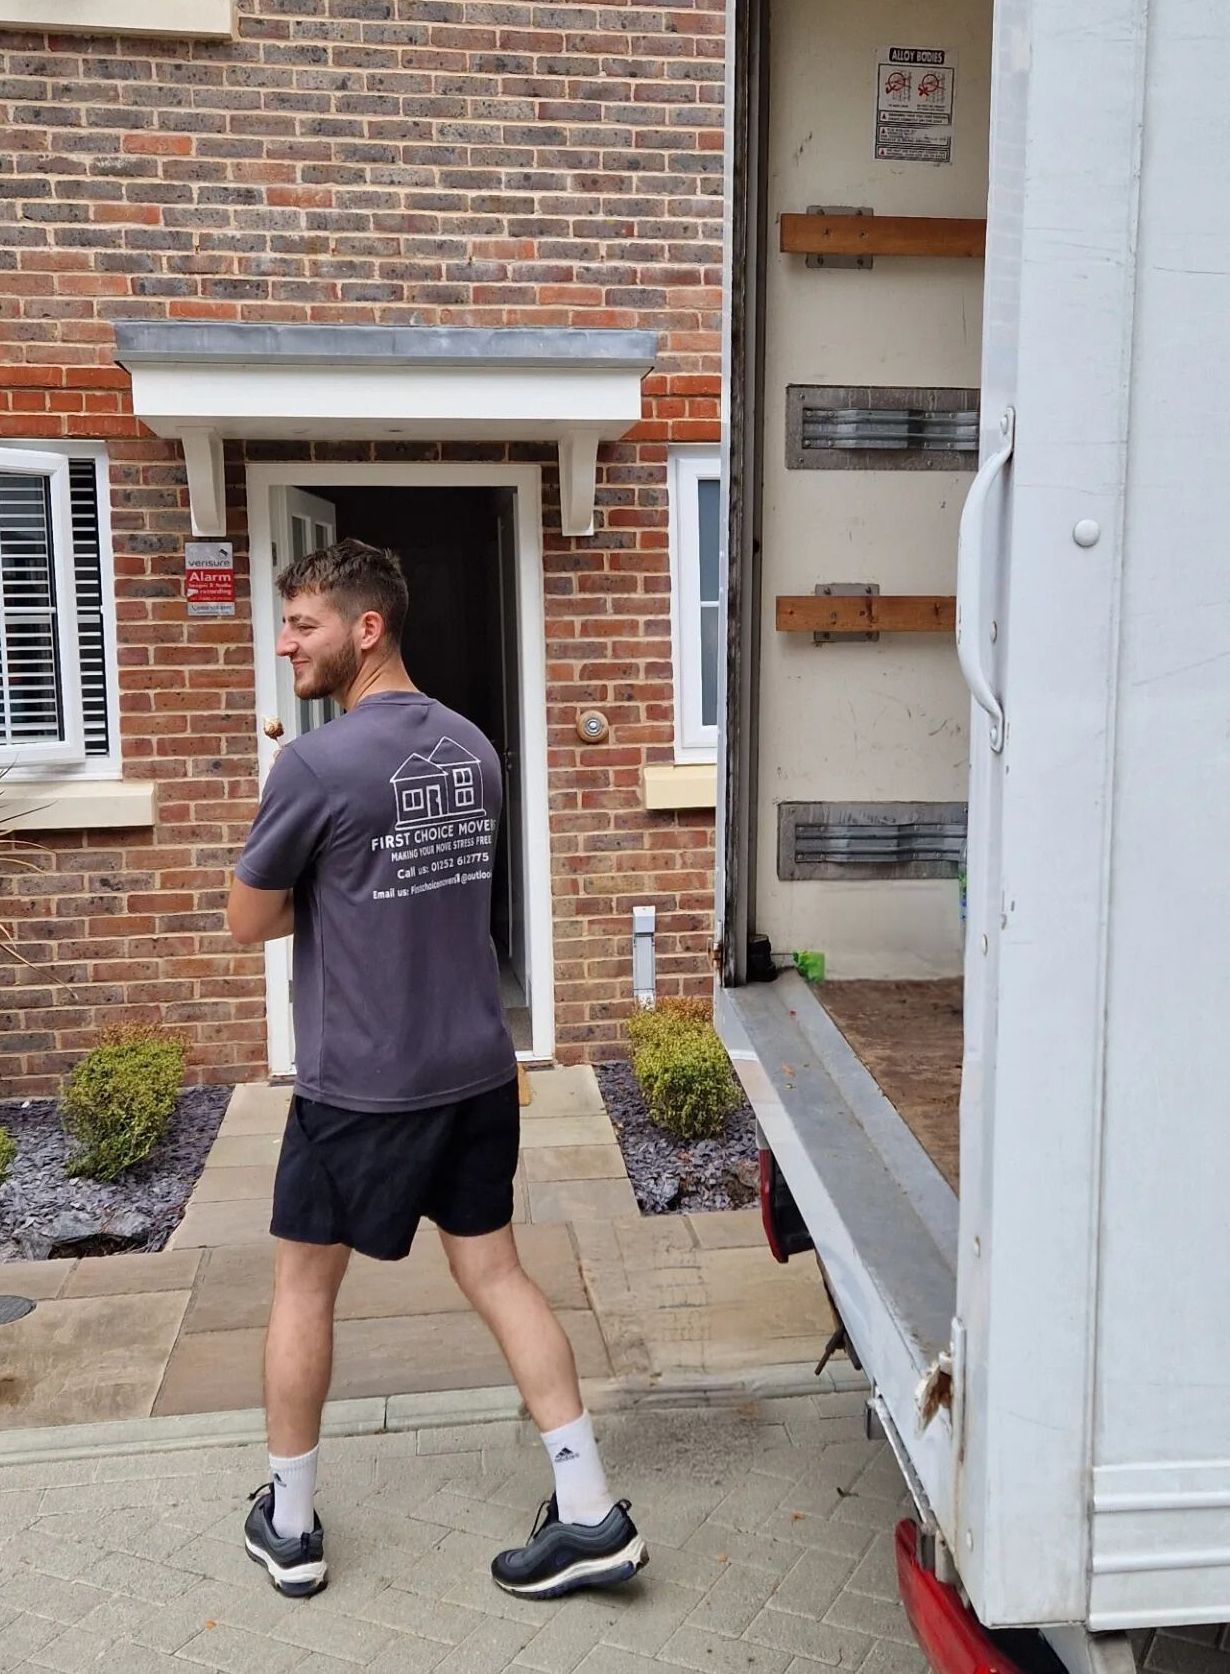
[0,1,722,1094]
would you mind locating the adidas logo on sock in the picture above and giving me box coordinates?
[553,1446,580,1463]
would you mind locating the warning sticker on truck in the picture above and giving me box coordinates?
[875,46,957,165]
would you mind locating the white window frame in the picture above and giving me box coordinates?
[669,447,722,762]
[0,441,121,782]
[0,1,235,39]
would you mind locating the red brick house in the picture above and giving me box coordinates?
[0,1,724,1096]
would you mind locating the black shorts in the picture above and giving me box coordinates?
[270,1076,520,1262]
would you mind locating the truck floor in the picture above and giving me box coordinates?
[818,981,964,1193]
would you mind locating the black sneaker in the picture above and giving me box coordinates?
[244,1485,327,1599]
[491,1495,648,1599]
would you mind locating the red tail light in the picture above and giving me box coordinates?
[758,1146,814,1263]
[894,1521,1029,1674]
[759,1146,788,1263]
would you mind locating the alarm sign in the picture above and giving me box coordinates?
[185,541,235,618]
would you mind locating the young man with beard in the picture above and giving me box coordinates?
[227,537,646,1602]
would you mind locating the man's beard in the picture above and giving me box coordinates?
[295,641,359,701]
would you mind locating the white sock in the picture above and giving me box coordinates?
[269,1446,318,1541]
[541,1411,615,1527]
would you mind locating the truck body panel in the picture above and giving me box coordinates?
[719,0,1230,1636]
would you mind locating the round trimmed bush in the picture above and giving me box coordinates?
[626,997,741,1142]
[62,1024,186,1183]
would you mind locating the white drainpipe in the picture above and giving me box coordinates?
[632,904,657,1005]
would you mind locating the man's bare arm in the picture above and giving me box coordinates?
[227,878,294,945]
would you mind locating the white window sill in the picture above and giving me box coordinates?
[643,762,718,811]
[3,780,156,832]
[0,0,234,36]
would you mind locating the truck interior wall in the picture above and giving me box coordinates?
[757,0,991,978]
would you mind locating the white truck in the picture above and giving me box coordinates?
[715,4,1230,1673]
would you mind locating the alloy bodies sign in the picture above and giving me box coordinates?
[875,46,957,164]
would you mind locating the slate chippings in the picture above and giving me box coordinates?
[0,1085,232,1261]
[595,1059,758,1216]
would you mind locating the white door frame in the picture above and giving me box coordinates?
[245,460,556,1074]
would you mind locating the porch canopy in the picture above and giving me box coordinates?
[114,321,658,538]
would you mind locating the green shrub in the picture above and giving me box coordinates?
[0,1127,16,1186]
[627,998,741,1142]
[626,994,711,1054]
[62,1024,186,1182]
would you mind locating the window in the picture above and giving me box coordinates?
[669,449,722,761]
[454,766,476,809]
[0,444,118,778]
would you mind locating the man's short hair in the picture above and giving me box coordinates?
[276,536,408,646]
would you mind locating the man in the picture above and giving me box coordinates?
[227,537,646,1602]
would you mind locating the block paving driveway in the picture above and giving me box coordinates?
[0,1390,1223,1674]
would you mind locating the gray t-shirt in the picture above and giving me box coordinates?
[236,691,516,1113]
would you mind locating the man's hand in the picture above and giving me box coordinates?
[227,879,294,945]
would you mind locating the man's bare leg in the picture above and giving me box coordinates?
[441,1224,626,1525]
[261,1238,351,1545]
[265,1238,352,1454]
[439,1223,582,1432]
[443,1224,647,1594]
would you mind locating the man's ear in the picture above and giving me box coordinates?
[357,609,386,651]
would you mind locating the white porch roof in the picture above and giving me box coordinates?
[114,322,658,538]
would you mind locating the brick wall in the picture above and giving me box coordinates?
[0,2,723,1095]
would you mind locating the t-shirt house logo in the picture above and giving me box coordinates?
[391,738,487,828]
[371,737,497,902]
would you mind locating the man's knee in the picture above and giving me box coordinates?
[272,1239,351,1306]
[442,1227,520,1302]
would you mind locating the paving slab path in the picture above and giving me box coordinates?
[0,1069,834,1432]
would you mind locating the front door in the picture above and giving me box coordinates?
[272,486,340,740]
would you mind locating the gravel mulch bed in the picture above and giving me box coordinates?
[0,1085,233,1262]
[595,1060,759,1216]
